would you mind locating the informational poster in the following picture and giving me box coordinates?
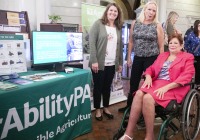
[0,35,27,75]
[81,3,127,109]
[81,3,105,70]
[81,3,105,54]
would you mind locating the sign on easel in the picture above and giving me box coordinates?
[0,34,27,75]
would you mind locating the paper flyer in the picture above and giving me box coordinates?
[3,25,21,32]
[8,78,34,85]
[7,12,19,19]
[8,19,20,26]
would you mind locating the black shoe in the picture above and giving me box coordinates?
[137,115,145,128]
[103,111,114,119]
[95,115,103,121]
[137,120,145,128]
[118,106,128,113]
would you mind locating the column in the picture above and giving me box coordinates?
[158,0,167,23]
[36,0,51,30]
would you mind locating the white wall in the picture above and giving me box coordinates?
[50,0,82,25]
[36,0,51,30]
[1,0,199,33]
[0,0,52,31]
[166,0,200,35]
[0,0,37,30]
[50,0,100,25]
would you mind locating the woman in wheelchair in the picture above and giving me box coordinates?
[120,34,195,140]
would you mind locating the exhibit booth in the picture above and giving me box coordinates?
[0,9,92,140]
[0,5,126,139]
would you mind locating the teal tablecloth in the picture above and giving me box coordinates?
[0,68,92,140]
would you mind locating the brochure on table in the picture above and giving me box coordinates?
[0,34,27,75]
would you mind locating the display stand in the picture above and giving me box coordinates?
[0,10,31,39]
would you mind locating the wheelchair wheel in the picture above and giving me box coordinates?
[113,107,130,140]
[181,89,200,140]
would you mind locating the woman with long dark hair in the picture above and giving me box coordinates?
[89,3,123,121]
[184,20,200,90]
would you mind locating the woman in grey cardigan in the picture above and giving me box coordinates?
[89,3,123,121]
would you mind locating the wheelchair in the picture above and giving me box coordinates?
[113,83,200,140]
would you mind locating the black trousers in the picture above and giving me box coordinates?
[127,55,158,106]
[92,66,115,109]
[194,56,200,85]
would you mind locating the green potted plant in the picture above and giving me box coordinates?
[48,15,62,24]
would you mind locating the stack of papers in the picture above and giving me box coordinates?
[21,72,65,82]
[0,82,18,90]
[8,78,34,85]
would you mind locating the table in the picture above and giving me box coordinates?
[0,68,92,140]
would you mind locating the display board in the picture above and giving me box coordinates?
[0,10,31,39]
[81,3,105,54]
[0,34,27,74]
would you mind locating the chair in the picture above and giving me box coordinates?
[113,83,200,140]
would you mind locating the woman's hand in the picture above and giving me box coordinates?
[154,82,180,99]
[127,57,132,68]
[141,75,152,89]
[154,86,169,99]
[92,63,99,73]
[118,65,122,73]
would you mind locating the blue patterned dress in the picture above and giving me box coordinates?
[184,31,200,56]
[184,31,200,85]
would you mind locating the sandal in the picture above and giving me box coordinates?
[119,134,133,140]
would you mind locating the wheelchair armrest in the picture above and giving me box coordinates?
[183,81,195,87]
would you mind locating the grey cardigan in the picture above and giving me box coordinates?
[89,19,123,71]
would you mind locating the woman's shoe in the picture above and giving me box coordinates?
[119,134,133,140]
[103,111,114,119]
[95,115,103,121]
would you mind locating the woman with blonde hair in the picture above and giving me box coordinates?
[163,11,181,51]
[165,11,181,36]
[118,0,164,112]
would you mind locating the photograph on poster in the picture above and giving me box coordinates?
[66,32,83,61]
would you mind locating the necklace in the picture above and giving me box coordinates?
[106,25,115,40]
[167,55,176,62]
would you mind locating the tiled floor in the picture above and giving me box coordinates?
[75,79,200,140]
